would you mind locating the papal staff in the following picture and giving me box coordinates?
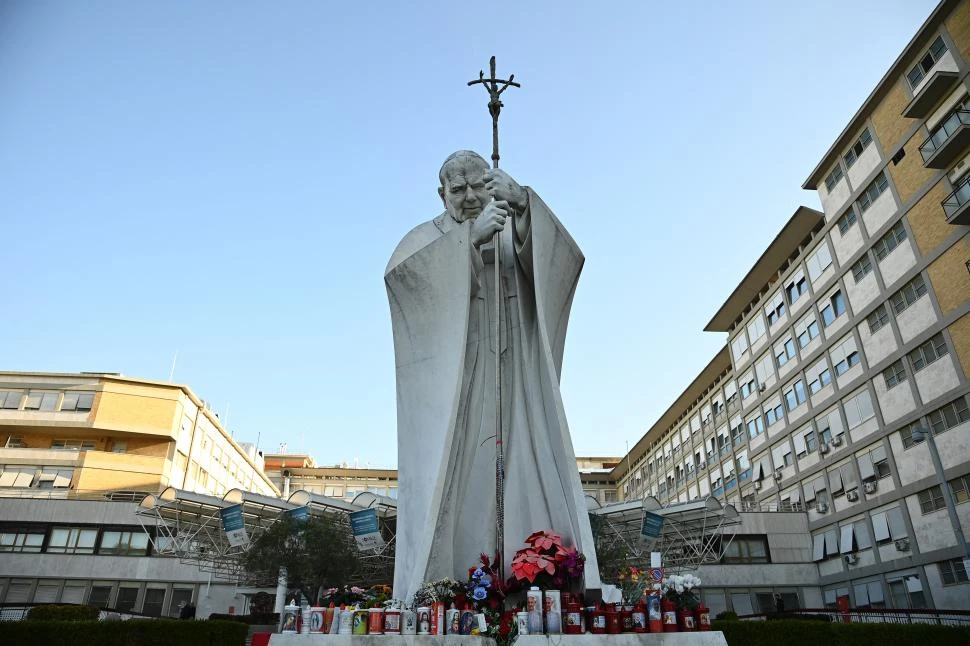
[468,56,520,583]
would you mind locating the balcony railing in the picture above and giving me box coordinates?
[920,109,970,168]
[942,173,970,225]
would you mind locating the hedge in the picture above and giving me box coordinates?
[0,619,248,646]
[208,612,280,625]
[713,618,970,646]
[27,605,101,621]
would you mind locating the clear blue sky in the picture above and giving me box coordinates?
[1,1,939,468]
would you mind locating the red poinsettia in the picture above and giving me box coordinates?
[508,530,585,589]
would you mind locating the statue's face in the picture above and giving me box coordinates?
[439,159,489,222]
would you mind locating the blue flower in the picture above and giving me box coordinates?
[481,575,492,588]
[472,586,487,601]
[473,568,485,580]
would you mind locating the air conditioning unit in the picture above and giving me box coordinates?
[864,481,877,494]
[817,502,829,513]
[773,470,784,481]
[846,489,860,502]
[753,480,762,490]
[819,442,830,455]
[894,538,910,552]
[844,553,858,565]
[758,384,767,393]
[699,462,707,469]
[831,435,843,447]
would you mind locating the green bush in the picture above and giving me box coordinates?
[27,605,100,621]
[0,619,248,646]
[715,610,738,621]
[207,612,280,625]
[712,618,970,646]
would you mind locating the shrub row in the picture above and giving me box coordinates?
[0,619,248,646]
[27,605,101,621]
[208,612,280,625]
[713,618,970,646]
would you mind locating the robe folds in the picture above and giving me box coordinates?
[385,189,601,602]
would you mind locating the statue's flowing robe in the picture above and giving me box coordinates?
[386,190,601,602]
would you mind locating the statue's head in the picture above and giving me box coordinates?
[438,150,490,223]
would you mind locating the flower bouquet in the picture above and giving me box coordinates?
[508,530,585,590]
[662,573,701,610]
[616,566,649,604]
[467,552,506,610]
[412,578,464,609]
[320,585,366,607]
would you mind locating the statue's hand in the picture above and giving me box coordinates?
[484,168,528,212]
[470,200,509,247]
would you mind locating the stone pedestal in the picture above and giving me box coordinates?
[267,634,728,646]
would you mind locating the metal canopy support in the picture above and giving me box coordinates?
[588,496,741,574]
[136,487,398,585]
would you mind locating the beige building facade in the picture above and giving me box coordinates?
[611,0,970,612]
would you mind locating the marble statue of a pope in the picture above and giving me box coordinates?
[385,150,601,601]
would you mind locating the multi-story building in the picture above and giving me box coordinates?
[0,371,279,616]
[612,0,970,612]
[0,371,278,498]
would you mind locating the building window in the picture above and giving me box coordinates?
[721,535,770,564]
[747,416,765,439]
[47,527,98,554]
[24,391,59,412]
[60,392,95,412]
[143,588,166,617]
[873,221,908,261]
[928,395,970,435]
[784,380,807,411]
[857,172,890,213]
[88,585,112,609]
[851,254,873,283]
[908,36,948,88]
[747,315,766,344]
[852,580,886,609]
[871,507,907,543]
[831,335,861,376]
[764,403,785,427]
[116,586,139,613]
[806,244,833,282]
[765,292,786,327]
[909,332,948,372]
[51,439,97,451]
[824,164,844,191]
[775,337,797,368]
[951,474,970,504]
[0,528,46,553]
[821,291,847,327]
[0,391,23,410]
[939,558,970,585]
[918,485,946,514]
[883,360,907,389]
[843,389,875,429]
[100,529,150,556]
[731,333,748,361]
[796,314,820,349]
[890,274,928,314]
[837,208,858,235]
[858,444,890,480]
[844,128,873,169]
[786,271,808,305]
[867,305,890,334]
[731,422,745,447]
[740,375,756,399]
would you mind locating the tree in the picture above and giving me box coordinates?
[241,513,361,603]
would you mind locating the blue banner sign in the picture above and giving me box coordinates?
[641,511,664,539]
[220,504,249,547]
[349,508,384,550]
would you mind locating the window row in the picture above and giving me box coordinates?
[0,390,95,412]
[0,524,151,556]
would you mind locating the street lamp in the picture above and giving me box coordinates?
[911,426,970,567]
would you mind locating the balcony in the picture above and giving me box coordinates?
[902,70,959,119]
[942,173,970,225]
[920,109,970,168]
